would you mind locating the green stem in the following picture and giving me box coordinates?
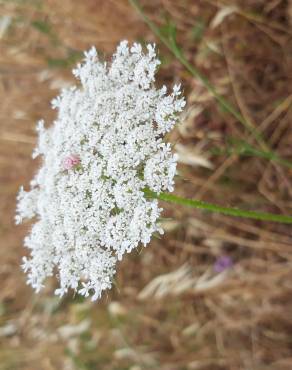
[144,189,292,224]
[129,0,292,169]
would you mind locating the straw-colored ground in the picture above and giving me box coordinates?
[1,1,292,369]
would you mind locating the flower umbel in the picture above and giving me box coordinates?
[16,41,185,300]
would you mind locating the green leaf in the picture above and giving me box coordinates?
[31,19,51,35]
[191,18,205,41]
[47,50,83,68]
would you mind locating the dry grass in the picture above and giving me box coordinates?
[1,0,292,369]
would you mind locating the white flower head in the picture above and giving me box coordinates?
[16,41,185,300]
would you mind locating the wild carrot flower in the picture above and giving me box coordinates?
[16,41,185,300]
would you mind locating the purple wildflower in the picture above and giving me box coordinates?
[214,255,233,273]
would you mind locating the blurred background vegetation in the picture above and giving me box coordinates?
[1,0,292,369]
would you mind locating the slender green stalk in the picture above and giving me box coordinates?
[129,0,292,169]
[144,189,292,224]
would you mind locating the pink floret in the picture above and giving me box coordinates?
[63,155,80,170]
